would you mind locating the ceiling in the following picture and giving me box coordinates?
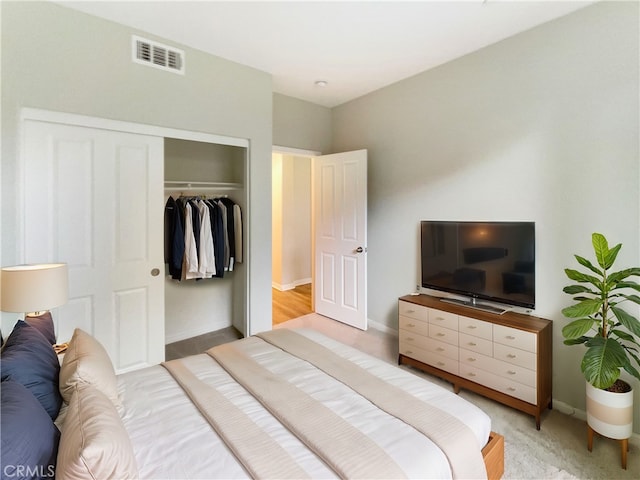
[56,1,594,108]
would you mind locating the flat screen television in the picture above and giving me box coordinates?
[421,221,535,313]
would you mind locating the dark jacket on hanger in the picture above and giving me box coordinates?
[164,196,185,280]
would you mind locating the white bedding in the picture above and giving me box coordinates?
[117,328,491,479]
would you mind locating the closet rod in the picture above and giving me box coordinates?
[164,181,242,191]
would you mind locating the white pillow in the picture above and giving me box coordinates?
[56,383,138,480]
[59,328,120,407]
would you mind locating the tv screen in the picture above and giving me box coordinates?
[421,221,535,310]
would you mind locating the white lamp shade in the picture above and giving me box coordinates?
[0,263,68,313]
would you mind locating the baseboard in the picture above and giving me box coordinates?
[368,318,398,337]
[272,278,312,291]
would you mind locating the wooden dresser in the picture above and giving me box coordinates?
[398,294,552,429]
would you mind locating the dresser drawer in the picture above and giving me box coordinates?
[427,308,458,330]
[459,365,536,404]
[458,315,493,341]
[494,342,537,370]
[399,339,430,363]
[424,337,458,361]
[459,349,536,388]
[399,301,428,322]
[399,329,429,350]
[399,315,430,338]
[424,351,459,376]
[493,324,536,353]
[459,332,493,357]
[399,341,459,375]
[494,376,536,404]
[429,323,458,347]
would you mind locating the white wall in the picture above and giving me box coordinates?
[331,2,639,431]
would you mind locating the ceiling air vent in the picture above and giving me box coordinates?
[132,35,185,74]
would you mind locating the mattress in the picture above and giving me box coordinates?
[117,328,491,479]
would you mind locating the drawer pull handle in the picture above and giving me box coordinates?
[467,325,477,329]
[436,347,444,352]
[407,337,414,341]
[507,354,517,359]
[407,309,415,314]
[506,335,516,340]
[437,333,445,337]
[437,362,445,367]
[507,387,516,392]
[468,342,477,346]
[508,370,517,375]
[406,350,413,354]
[468,373,476,377]
[467,357,476,362]
[407,323,416,328]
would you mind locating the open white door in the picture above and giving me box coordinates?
[312,150,367,330]
[22,119,164,373]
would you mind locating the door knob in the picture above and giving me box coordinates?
[151,268,160,277]
[355,246,366,253]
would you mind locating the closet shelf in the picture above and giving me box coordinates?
[164,181,242,191]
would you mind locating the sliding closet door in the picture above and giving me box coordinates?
[21,119,164,373]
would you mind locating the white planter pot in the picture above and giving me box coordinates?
[586,381,633,440]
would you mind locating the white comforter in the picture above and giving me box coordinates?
[117,328,491,479]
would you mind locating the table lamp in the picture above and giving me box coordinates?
[0,263,69,352]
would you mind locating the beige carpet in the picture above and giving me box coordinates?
[277,313,640,479]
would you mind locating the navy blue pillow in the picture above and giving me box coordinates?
[25,312,56,345]
[1,380,59,479]
[0,321,62,419]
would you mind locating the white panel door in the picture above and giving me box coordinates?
[312,150,367,330]
[22,120,164,372]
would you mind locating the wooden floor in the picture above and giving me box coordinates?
[272,283,312,325]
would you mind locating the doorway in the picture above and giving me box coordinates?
[271,149,315,325]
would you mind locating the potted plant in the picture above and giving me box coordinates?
[561,232,640,466]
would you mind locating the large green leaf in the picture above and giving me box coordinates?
[561,299,602,318]
[622,358,640,383]
[615,281,640,293]
[591,233,611,269]
[592,233,621,270]
[618,294,640,306]
[563,284,595,295]
[611,329,637,343]
[581,336,627,389]
[611,306,640,337]
[608,268,640,284]
[562,318,596,339]
[565,268,601,287]
[574,255,602,276]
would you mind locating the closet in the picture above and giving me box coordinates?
[164,138,248,343]
[19,108,249,374]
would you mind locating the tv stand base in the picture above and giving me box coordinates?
[439,297,508,315]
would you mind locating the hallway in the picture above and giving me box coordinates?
[272,283,312,325]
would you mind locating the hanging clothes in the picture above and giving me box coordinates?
[206,199,225,278]
[182,201,199,280]
[164,196,184,280]
[234,203,243,264]
[197,199,216,278]
[164,195,243,281]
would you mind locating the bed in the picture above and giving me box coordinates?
[1,317,504,480]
